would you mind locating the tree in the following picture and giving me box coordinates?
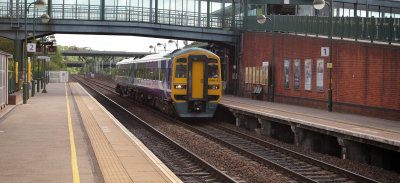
[49,45,66,70]
[0,37,14,54]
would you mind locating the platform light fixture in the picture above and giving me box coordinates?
[40,14,50,23]
[149,45,156,53]
[157,43,167,52]
[168,40,179,49]
[313,0,333,112]
[34,0,47,10]
[23,0,49,104]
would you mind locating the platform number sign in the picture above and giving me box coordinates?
[321,47,329,57]
[27,43,36,53]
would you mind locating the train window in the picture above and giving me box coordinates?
[177,58,187,63]
[175,64,187,78]
[208,65,219,78]
[209,58,218,63]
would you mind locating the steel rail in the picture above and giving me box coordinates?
[72,76,238,183]
[210,123,379,183]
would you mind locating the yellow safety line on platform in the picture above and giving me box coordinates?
[65,83,81,183]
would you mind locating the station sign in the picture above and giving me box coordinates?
[321,47,329,57]
[37,56,50,62]
[27,43,36,53]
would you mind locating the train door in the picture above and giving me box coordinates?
[188,55,208,111]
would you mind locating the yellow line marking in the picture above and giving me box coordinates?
[65,83,80,183]
[223,98,400,135]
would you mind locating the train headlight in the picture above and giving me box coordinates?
[174,85,186,89]
[208,85,219,89]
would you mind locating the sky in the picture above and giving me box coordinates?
[55,34,190,53]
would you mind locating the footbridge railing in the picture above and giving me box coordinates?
[0,2,243,30]
[247,15,400,44]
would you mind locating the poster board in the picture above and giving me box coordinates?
[293,59,301,90]
[252,67,256,84]
[304,59,312,91]
[284,60,290,89]
[261,62,269,85]
[316,59,325,92]
[245,67,249,83]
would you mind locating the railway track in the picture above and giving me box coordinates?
[72,76,239,183]
[183,122,379,183]
[75,76,380,183]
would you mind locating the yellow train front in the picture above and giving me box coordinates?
[171,48,222,117]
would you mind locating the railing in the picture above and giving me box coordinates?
[247,15,400,44]
[0,2,241,30]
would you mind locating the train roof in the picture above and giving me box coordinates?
[166,47,218,58]
[116,48,217,65]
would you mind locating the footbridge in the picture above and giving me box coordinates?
[0,0,240,44]
[61,50,148,67]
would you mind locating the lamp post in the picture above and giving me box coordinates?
[313,0,333,112]
[31,10,50,97]
[157,42,167,52]
[168,40,179,49]
[149,45,156,53]
[23,0,46,104]
[42,57,48,93]
[257,14,275,102]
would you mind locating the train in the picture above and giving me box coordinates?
[114,48,222,118]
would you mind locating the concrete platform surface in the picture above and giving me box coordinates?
[0,83,182,183]
[220,95,400,148]
[0,83,96,183]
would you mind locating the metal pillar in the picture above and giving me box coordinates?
[155,0,158,23]
[48,0,52,18]
[207,0,210,28]
[23,0,28,104]
[328,0,333,112]
[243,0,248,29]
[32,8,37,97]
[42,45,47,93]
[271,15,275,102]
[100,0,105,20]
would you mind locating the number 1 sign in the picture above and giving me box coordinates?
[321,47,329,57]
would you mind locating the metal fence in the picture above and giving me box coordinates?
[0,54,8,107]
[247,15,400,44]
[49,71,69,83]
[0,2,241,30]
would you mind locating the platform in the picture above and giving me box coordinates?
[0,82,181,183]
[220,95,400,168]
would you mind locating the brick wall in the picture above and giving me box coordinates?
[239,32,400,120]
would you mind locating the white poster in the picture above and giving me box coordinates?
[252,67,256,84]
[316,59,324,92]
[293,59,301,90]
[284,60,290,89]
[245,67,248,83]
[256,67,260,84]
[262,62,269,85]
[304,59,312,91]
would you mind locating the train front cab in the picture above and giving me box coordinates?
[171,51,222,117]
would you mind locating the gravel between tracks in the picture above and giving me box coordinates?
[216,121,400,183]
[83,78,400,183]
